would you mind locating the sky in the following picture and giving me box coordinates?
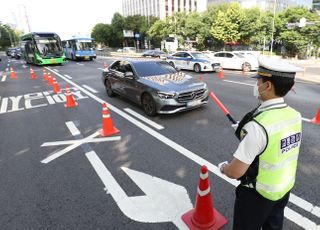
[0,0,122,40]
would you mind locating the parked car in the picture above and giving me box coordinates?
[6,47,16,57]
[11,48,21,59]
[207,51,259,71]
[101,59,209,116]
[166,51,220,73]
[142,50,167,58]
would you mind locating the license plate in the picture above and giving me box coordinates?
[50,59,56,63]
[187,100,202,107]
[85,56,89,59]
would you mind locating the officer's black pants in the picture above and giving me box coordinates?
[233,185,290,230]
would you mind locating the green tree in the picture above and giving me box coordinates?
[210,2,245,48]
[91,23,112,45]
[110,13,125,47]
[0,24,18,49]
[277,7,320,58]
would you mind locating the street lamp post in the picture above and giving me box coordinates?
[270,0,277,57]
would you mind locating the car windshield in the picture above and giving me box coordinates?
[191,52,210,59]
[133,61,177,77]
[36,37,62,55]
[77,41,93,51]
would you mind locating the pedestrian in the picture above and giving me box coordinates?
[218,57,303,230]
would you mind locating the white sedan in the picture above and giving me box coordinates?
[206,51,259,71]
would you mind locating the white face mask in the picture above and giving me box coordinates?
[253,84,259,98]
[253,82,267,99]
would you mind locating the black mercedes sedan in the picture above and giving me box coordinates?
[101,59,209,116]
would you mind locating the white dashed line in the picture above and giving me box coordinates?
[223,79,255,87]
[124,108,164,130]
[1,75,7,82]
[53,69,59,72]
[64,74,72,79]
[65,121,81,136]
[82,85,98,93]
[76,63,84,66]
[97,68,104,70]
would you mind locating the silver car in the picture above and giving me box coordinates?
[101,59,209,116]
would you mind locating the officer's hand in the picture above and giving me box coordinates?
[218,161,228,174]
[231,122,239,130]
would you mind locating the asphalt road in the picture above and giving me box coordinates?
[0,55,319,230]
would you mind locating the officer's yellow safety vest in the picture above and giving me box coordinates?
[254,106,302,201]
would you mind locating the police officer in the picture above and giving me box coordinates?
[218,57,303,230]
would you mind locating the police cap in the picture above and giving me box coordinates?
[253,56,303,79]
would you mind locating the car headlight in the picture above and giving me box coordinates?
[76,54,80,57]
[157,91,176,99]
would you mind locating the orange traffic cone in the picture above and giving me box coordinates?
[30,67,36,80]
[182,165,227,230]
[47,73,54,86]
[43,69,48,81]
[199,75,203,81]
[100,102,119,137]
[218,66,224,79]
[311,108,320,125]
[64,84,78,108]
[10,67,16,79]
[103,62,108,69]
[52,78,61,93]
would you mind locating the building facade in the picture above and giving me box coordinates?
[207,0,313,11]
[122,0,208,19]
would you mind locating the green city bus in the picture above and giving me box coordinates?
[20,32,65,65]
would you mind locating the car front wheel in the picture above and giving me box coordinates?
[105,79,115,97]
[141,93,156,116]
[194,63,201,73]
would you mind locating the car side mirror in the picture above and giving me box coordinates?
[175,67,181,71]
[124,71,134,79]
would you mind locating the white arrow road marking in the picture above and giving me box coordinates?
[86,150,191,229]
[41,136,121,147]
[47,68,320,228]
[1,75,6,82]
[124,108,164,130]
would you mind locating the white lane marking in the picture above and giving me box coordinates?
[65,121,81,136]
[284,207,319,230]
[82,85,98,93]
[53,69,59,72]
[97,68,104,70]
[223,79,313,123]
[290,194,320,218]
[41,136,121,147]
[41,131,100,164]
[64,74,72,79]
[223,79,255,87]
[46,67,320,227]
[76,63,84,66]
[124,108,164,130]
[86,151,190,229]
[302,117,311,122]
[1,75,7,82]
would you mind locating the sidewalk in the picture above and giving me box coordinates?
[284,59,320,84]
